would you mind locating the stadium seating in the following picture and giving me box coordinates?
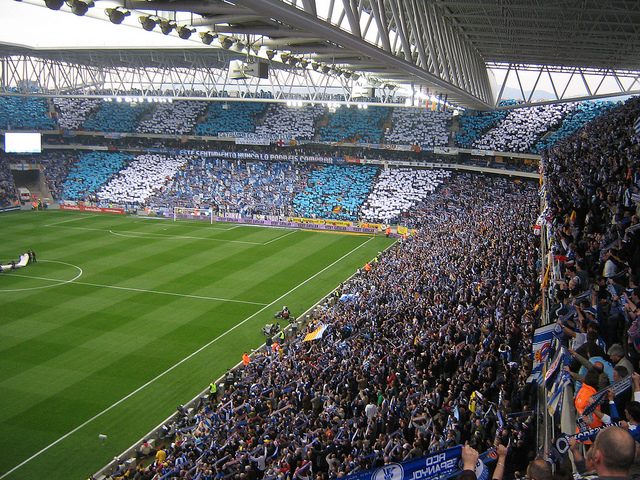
[541,96,640,439]
[384,109,451,146]
[255,103,324,140]
[455,100,519,148]
[0,96,56,130]
[194,102,268,136]
[148,158,312,215]
[293,164,378,220]
[136,101,208,135]
[38,151,78,200]
[0,159,18,206]
[319,106,388,143]
[98,154,191,204]
[532,100,617,153]
[474,103,573,152]
[120,173,540,480]
[83,102,153,132]
[360,168,450,222]
[62,152,132,200]
[53,98,102,130]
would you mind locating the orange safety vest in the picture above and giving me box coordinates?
[575,383,603,430]
[242,353,251,366]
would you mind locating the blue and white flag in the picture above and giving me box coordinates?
[529,324,556,384]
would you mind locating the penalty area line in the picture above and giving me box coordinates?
[0,235,374,480]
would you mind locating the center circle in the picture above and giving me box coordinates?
[0,259,84,292]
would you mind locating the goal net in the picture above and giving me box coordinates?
[173,206,214,224]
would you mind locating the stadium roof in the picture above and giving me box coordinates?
[1,0,640,109]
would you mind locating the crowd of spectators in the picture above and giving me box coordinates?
[146,159,312,216]
[136,101,208,135]
[474,103,573,153]
[255,104,324,141]
[195,103,268,137]
[111,173,539,480]
[293,164,379,220]
[360,168,450,223]
[319,106,388,144]
[62,152,132,201]
[532,101,617,154]
[384,109,451,147]
[53,98,102,130]
[0,96,56,130]
[454,101,518,148]
[0,159,18,207]
[540,96,640,476]
[98,154,191,205]
[83,102,153,133]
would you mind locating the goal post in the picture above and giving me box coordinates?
[173,206,214,224]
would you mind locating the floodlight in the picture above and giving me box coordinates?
[343,71,352,79]
[105,7,130,25]
[159,20,176,35]
[280,52,290,63]
[139,15,157,31]
[219,35,234,49]
[200,32,216,45]
[266,50,275,60]
[321,65,330,74]
[66,0,93,16]
[44,0,64,10]
[299,59,309,69]
[176,25,194,40]
[311,62,320,71]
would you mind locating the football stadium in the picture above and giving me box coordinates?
[0,1,639,479]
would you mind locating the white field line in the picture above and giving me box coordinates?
[43,224,260,245]
[262,229,298,245]
[136,218,240,231]
[44,214,100,227]
[0,236,374,480]
[108,229,262,245]
[2,272,268,306]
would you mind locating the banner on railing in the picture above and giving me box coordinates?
[342,445,493,480]
[176,149,344,164]
[60,204,125,214]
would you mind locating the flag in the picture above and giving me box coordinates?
[580,375,632,418]
[634,116,640,140]
[529,324,555,384]
[545,346,569,389]
[303,324,327,342]
[469,390,483,414]
[547,371,571,416]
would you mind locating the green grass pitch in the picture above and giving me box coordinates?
[0,210,395,479]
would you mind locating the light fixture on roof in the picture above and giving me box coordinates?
[266,50,275,60]
[311,62,320,71]
[219,35,234,49]
[159,20,176,35]
[44,0,64,10]
[343,71,352,79]
[288,56,299,66]
[104,7,130,24]
[200,31,217,45]
[321,65,330,74]
[351,73,360,81]
[139,15,157,32]
[176,25,194,40]
[280,52,290,63]
[299,59,309,69]
[235,41,246,51]
[66,0,93,16]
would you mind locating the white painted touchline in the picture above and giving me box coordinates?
[262,229,298,245]
[0,235,374,479]
[1,272,268,306]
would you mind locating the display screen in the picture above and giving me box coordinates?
[4,132,42,153]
